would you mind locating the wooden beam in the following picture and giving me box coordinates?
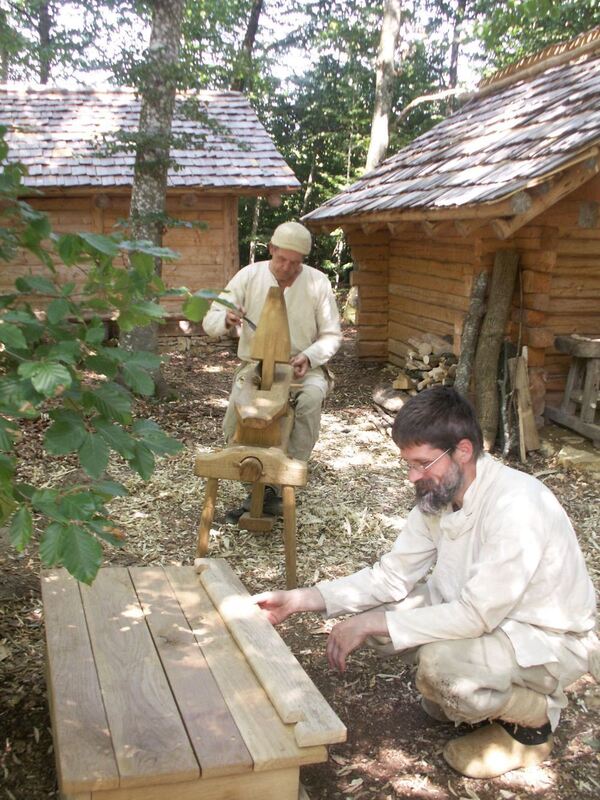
[493,153,600,240]
[578,201,599,228]
[361,222,383,234]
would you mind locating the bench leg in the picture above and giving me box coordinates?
[282,485,297,589]
[581,358,600,423]
[196,477,218,557]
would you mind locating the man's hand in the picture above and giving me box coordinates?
[290,353,310,379]
[326,610,388,672]
[252,587,325,625]
[225,306,244,329]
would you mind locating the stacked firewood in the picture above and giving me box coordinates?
[392,334,458,395]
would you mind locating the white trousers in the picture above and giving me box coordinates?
[367,584,590,728]
[222,362,325,462]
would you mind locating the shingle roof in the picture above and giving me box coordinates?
[304,38,600,224]
[0,86,299,192]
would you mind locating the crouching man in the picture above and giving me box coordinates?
[254,387,598,778]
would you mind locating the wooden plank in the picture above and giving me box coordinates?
[389,271,467,296]
[165,567,328,771]
[196,560,346,748]
[389,256,465,281]
[129,567,253,779]
[41,570,119,795]
[357,341,387,358]
[389,283,469,312]
[80,568,199,788]
[389,308,454,339]
[91,766,300,800]
[390,294,460,325]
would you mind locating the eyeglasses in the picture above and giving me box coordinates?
[404,448,452,474]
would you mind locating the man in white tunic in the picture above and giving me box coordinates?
[202,221,341,519]
[255,387,598,778]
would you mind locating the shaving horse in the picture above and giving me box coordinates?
[194,287,307,588]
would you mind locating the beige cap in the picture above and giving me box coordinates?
[270,221,312,256]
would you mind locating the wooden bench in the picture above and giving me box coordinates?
[42,561,346,800]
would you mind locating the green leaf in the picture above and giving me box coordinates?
[0,322,27,350]
[122,363,155,396]
[78,432,109,479]
[87,519,126,547]
[85,319,107,345]
[182,294,210,323]
[133,419,183,455]
[79,232,119,257]
[93,418,136,459]
[60,492,100,520]
[0,417,18,452]
[92,480,129,499]
[119,349,162,370]
[85,382,132,424]
[47,298,71,324]
[129,441,155,480]
[18,361,72,396]
[31,488,63,520]
[46,340,81,364]
[85,354,117,377]
[44,417,86,455]
[59,525,103,584]
[39,522,68,565]
[128,300,166,320]
[57,233,84,265]
[15,275,57,295]
[0,454,16,482]
[9,505,33,551]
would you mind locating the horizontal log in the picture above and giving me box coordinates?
[349,245,390,260]
[390,283,470,312]
[358,296,389,312]
[389,241,474,264]
[358,285,389,299]
[346,231,391,247]
[390,294,460,326]
[389,271,466,297]
[389,256,465,280]
[350,270,388,287]
[556,239,600,256]
[510,308,546,326]
[546,315,600,334]
[389,308,454,339]
[551,276,600,295]
[351,259,388,273]
[522,271,551,294]
[357,341,387,359]
[521,293,550,312]
[548,297,600,313]
[553,258,600,274]
[522,326,555,349]
[358,325,388,340]
[357,311,388,325]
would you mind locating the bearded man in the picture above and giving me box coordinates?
[254,387,598,779]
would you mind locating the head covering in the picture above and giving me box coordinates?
[270,221,312,256]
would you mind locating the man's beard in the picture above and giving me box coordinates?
[415,461,464,515]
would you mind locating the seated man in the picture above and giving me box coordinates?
[254,387,598,778]
[202,221,342,520]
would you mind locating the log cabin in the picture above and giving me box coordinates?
[0,85,299,318]
[303,28,600,431]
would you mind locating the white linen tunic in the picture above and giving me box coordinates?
[317,454,597,675]
[202,260,342,394]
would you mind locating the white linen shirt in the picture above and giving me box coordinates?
[317,454,597,670]
[202,260,342,392]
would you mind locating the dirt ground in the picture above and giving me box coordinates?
[1,325,599,800]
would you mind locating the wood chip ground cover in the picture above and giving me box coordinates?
[0,327,598,799]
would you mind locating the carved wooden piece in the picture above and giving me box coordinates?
[250,286,291,390]
[196,559,347,748]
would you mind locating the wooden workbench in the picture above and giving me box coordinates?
[42,562,346,800]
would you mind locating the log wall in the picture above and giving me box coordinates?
[346,229,390,359]
[3,191,239,315]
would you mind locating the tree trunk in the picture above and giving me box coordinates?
[37,1,51,84]
[365,0,402,173]
[448,0,467,90]
[121,0,185,386]
[300,157,316,216]
[230,0,263,92]
[248,196,262,263]
[454,269,488,396]
[474,251,520,450]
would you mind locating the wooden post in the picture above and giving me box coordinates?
[454,270,488,396]
[196,478,218,556]
[282,486,297,589]
[474,251,520,450]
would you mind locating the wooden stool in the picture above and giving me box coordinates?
[195,446,307,588]
[42,563,345,800]
[545,334,600,446]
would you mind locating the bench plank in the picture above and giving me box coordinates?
[80,568,199,788]
[91,765,299,800]
[165,567,328,771]
[130,566,253,779]
[41,570,119,794]
[197,559,347,747]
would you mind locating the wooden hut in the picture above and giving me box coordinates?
[0,85,299,315]
[304,28,600,428]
